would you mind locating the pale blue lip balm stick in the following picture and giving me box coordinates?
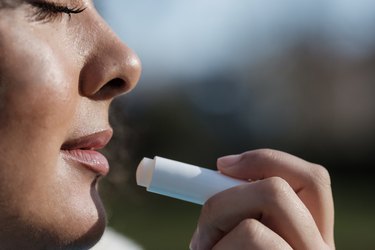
[136,156,247,205]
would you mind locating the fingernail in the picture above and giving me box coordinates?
[217,154,241,167]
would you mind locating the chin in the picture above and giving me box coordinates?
[24,181,107,250]
[65,205,107,249]
[0,193,107,250]
[65,219,106,250]
[62,182,108,250]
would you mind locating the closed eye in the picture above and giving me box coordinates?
[28,0,86,22]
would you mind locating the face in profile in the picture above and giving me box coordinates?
[0,0,141,249]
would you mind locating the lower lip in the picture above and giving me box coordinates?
[61,149,109,176]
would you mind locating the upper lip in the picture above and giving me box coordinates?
[61,129,113,151]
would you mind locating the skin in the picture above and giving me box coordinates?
[0,0,141,249]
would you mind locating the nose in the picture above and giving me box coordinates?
[79,15,141,100]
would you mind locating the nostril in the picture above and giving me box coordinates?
[107,78,126,89]
[95,78,128,100]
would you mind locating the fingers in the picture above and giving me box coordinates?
[217,149,330,190]
[190,177,327,250]
[212,219,292,250]
[217,149,335,247]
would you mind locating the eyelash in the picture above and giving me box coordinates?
[29,1,86,22]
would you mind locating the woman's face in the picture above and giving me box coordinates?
[0,0,141,249]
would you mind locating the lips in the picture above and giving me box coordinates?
[61,130,113,176]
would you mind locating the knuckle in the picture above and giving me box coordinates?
[265,176,290,194]
[310,163,331,187]
[260,177,291,203]
[238,219,264,241]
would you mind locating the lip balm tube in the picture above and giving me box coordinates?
[136,156,248,205]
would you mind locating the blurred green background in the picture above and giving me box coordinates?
[96,1,375,249]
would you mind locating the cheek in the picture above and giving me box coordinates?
[0,25,79,140]
[0,21,83,209]
[0,18,84,188]
[6,50,75,121]
[0,16,105,247]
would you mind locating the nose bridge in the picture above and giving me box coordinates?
[79,10,141,100]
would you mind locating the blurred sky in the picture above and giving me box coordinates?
[95,0,375,169]
[96,0,375,83]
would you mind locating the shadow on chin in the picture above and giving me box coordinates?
[65,178,107,250]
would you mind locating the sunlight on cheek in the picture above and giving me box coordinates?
[2,18,78,109]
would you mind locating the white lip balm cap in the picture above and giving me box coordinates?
[136,157,154,187]
[136,156,248,205]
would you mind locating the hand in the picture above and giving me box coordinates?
[190,149,335,250]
